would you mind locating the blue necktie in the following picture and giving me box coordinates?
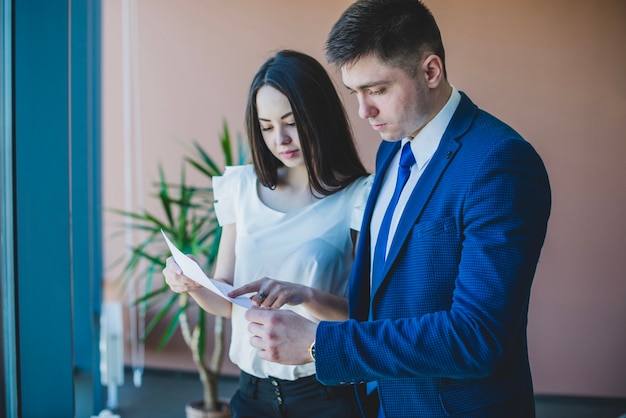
[372,141,415,283]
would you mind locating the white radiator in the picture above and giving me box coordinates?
[99,301,124,410]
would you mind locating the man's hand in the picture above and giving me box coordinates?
[245,307,318,365]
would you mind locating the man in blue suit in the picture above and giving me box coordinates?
[244,0,551,416]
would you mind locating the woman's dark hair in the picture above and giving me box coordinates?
[245,49,367,196]
[326,0,446,78]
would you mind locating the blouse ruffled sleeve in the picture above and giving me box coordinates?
[212,165,245,226]
[350,174,374,231]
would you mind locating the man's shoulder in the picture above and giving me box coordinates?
[456,92,523,142]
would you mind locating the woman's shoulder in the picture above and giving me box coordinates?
[212,164,256,225]
[326,174,373,206]
[341,175,373,231]
[214,164,255,184]
[344,174,374,196]
[213,164,256,196]
[219,164,255,179]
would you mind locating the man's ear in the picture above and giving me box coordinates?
[422,54,445,88]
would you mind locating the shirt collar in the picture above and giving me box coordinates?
[403,86,461,170]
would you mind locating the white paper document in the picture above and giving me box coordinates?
[161,230,252,308]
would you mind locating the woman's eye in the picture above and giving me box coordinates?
[261,126,273,132]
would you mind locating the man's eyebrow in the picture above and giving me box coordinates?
[344,80,388,91]
[258,111,293,122]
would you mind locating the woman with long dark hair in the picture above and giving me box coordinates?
[164,50,371,417]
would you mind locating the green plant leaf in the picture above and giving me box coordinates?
[185,143,220,178]
[158,303,187,351]
[197,309,206,363]
[143,295,178,342]
[220,119,233,167]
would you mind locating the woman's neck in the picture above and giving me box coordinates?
[258,166,319,212]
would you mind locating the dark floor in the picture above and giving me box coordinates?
[76,369,626,418]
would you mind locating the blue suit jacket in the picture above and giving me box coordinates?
[316,93,551,417]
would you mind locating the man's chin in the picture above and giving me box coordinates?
[372,125,404,142]
[379,133,403,142]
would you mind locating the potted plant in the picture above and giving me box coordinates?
[112,122,245,418]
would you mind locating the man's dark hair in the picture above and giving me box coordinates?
[326,0,446,78]
[245,50,367,195]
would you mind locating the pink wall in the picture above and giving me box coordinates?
[102,0,626,398]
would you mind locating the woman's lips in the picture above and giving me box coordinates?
[280,149,299,159]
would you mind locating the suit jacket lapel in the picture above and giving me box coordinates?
[349,141,400,320]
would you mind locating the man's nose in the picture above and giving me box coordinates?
[358,96,378,120]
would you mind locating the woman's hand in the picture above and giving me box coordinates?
[228,277,311,309]
[162,256,202,293]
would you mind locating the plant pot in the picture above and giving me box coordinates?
[185,400,231,418]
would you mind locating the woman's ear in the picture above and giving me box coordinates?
[422,54,445,88]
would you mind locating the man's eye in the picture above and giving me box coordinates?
[370,88,385,95]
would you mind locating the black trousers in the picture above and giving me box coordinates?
[230,371,360,418]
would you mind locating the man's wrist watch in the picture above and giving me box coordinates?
[309,340,316,362]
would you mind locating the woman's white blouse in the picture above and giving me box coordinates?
[212,164,372,380]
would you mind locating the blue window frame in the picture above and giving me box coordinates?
[1,1,102,416]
